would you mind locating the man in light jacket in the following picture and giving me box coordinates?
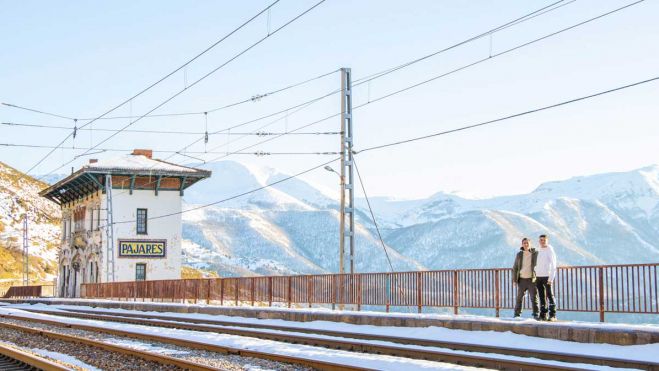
[535,234,558,321]
[512,237,539,319]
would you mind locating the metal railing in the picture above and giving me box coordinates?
[81,263,659,322]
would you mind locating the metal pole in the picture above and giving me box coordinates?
[339,67,355,275]
[105,174,115,282]
[22,213,28,286]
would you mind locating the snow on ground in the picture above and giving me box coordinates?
[0,306,479,370]
[30,348,103,371]
[2,303,658,369]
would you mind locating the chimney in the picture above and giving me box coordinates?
[132,149,153,159]
[89,159,98,164]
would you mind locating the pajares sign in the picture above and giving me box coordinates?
[118,239,166,258]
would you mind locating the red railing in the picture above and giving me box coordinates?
[81,263,659,321]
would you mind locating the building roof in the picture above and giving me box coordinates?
[39,151,211,204]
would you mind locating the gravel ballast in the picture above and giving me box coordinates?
[0,317,313,370]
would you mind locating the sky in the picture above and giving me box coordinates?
[1,0,658,199]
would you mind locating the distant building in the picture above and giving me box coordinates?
[40,149,211,297]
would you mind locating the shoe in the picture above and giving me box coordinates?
[513,314,521,318]
[532,314,540,321]
[539,315,548,321]
[548,315,557,322]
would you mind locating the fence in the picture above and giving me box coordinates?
[81,263,659,322]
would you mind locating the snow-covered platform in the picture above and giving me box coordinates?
[2,298,657,345]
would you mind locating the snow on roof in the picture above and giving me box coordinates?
[84,154,207,174]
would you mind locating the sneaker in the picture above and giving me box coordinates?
[513,314,521,318]
[539,314,548,321]
[532,314,540,321]
[548,315,557,322]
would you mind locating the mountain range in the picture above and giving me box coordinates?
[180,161,659,276]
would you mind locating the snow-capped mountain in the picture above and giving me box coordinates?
[181,161,659,276]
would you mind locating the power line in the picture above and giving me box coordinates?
[194,0,644,165]
[353,157,395,273]
[1,122,339,136]
[1,103,76,121]
[0,143,340,156]
[19,0,282,178]
[356,75,659,154]
[38,0,327,180]
[3,1,571,123]
[106,157,341,226]
[351,0,574,86]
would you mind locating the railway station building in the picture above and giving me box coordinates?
[40,149,211,297]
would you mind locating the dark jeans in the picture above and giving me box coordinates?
[536,276,556,317]
[514,278,539,316]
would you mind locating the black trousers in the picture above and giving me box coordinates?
[536,276,556,317]
[514,278,539,316]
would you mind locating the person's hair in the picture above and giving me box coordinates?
[539,234,547,238]
[521,237,529,243]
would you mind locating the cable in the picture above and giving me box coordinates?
[351,0,573,86]
[353,157,395,273]
[38,0,327,180]
[105,157,341,226]
[194,0,643,165]
[356,75,659,154]
[4,0,571,122]
[0,103,76,121]
[0,143,340,155]
[1,122,339,136]
[19,0,281,178]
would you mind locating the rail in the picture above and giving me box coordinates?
[81,263,659,322]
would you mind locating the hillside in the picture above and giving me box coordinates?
[0,161,61,284]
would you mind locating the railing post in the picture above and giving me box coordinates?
[251,277,255,307]
[133,281,137,302]
[598,267,605,322]
[331,274,336,310]
[220,278,225,306]
[287,276,292,308]
[453,270,459,315]
[235,279,239,306]
[268,277,273,307]
[357,274,362,311]
[494,269,500,318]
[386,273,391,313]
[417,271,422,313]
[207,279,211,304]
[307,276,312,308]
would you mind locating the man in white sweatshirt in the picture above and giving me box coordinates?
[535,234,558,321]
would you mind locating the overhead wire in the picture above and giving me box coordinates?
[36,0,327,180]
[15,0,282,178]
[356,75,659,154]
[1,122,339,136]
[189,0,643,166]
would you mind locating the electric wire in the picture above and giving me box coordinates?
[17,0,282,177]
[1,122,339,136]
[356,75,659,154]
[192,0,644,166]
[37,0,327,180]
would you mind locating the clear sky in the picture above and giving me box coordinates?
[2,0,658,199]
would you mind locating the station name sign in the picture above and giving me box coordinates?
[118,239,166,258]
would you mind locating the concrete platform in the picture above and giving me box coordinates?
[2,298,657,345]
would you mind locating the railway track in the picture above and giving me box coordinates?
[0,342,69,371]
[4,307,652,371]
[0,313,371,371]
[23,306,659,371]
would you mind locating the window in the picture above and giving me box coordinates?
[96,207,101,231]
[89,207,94,230]
[136,263,146,281]
[136,208,147,234]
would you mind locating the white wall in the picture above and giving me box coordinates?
[104,189,182,282]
